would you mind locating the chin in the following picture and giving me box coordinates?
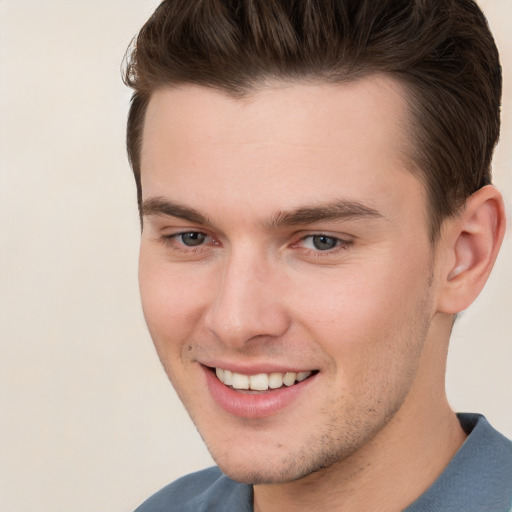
[216,460,315,485]
[204,435,355,485]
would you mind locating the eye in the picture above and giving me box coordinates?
[157,229,218,257]
[302,234,343,251]
[177,232,207,247]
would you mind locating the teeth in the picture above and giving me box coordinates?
[215,368,313,391]
[249,374,268,391]
[283,372,296,386]
[231,373,249,390]
[268,372,283,389]
[296,371,310,382]
[223,369,233,386]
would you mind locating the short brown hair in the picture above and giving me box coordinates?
[123,0,501,240]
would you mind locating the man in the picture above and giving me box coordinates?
[124,0,512,510]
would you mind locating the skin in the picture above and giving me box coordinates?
[137,76,504,511]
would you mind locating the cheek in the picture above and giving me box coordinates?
[138,251,211,353]
[138,254,216,408]
[290,257,430,375]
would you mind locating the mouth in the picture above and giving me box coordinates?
[212,367,318,392]
[203,364,319,418]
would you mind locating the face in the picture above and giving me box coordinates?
[138,77,440,484]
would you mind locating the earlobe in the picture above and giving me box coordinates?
[437,185,506,314]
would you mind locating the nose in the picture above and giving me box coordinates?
[203,248,291,348]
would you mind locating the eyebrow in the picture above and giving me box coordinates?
[142,197,212,225]
[141,196,383,228]
[267,200,384,228]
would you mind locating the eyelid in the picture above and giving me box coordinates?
[304,233,341,244]
[159,229,218,250]
[290,232,354,259]
[294,231,352,245]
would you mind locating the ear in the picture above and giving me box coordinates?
[436,185,506,314]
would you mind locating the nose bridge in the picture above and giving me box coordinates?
[204,243,289,346]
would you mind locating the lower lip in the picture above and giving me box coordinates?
[203,366,317,419]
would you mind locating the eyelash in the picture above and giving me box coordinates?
[158,231,353,258]
[160,232,216,254]
[296,234,352,254]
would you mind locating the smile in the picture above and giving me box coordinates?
[215,368,315,391]
[204,364,319,418]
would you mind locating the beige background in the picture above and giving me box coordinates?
[0,1,510,511]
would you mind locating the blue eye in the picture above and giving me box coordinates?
[179,232,207,246]
[303,235,341,251]
[313,235,338,250]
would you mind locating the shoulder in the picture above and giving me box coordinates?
[456,413,512,474]
[405,413,512,512]
[134,466,253,512]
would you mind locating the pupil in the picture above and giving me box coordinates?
[312,235,337,250]
[182,232,206,246]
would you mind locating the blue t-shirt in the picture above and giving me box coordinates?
[135,414,512,512]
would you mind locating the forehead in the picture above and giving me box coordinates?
[140,77,426,228]
[142,76,409,163]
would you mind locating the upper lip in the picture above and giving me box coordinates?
[200,360,317,375]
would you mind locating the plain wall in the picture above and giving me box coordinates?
[0,1,510,511]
